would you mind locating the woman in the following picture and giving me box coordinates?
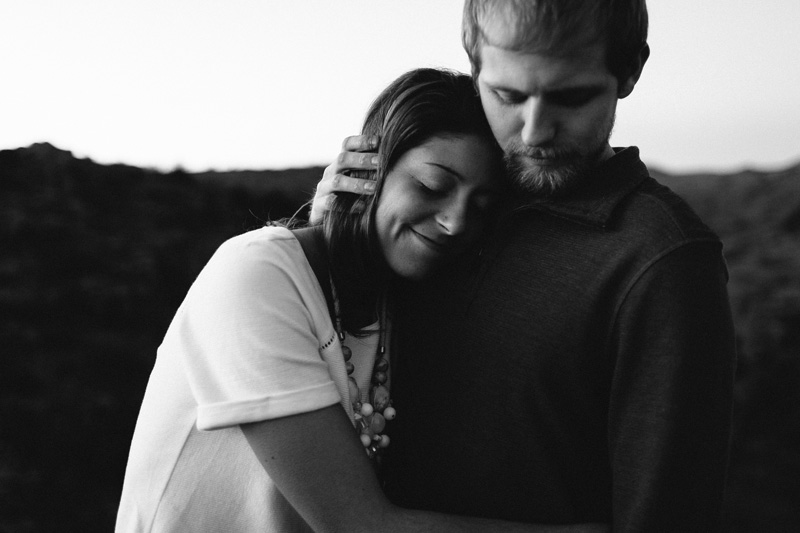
[116,68,597,532]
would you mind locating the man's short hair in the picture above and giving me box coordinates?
[462,0,648,85]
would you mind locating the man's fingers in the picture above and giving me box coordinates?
[326,135,380,177]
[330,174,376,194]
[309,190,368,224]
[311,173,375,220]
[309,134,379,224]
[315,173,376,197]
[336,151,379,172]
[341,134,379,152]
[308,194,333,225]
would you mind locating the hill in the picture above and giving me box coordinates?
[1,143,799,531]
[0,143,318,531]
[653,165,800,531]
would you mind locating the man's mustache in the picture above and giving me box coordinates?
[505,141,576,161]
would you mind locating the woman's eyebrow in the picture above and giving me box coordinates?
[425,162,463,181]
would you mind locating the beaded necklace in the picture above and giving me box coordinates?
[330,274,396,460]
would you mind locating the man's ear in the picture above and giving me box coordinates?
[618,43,650,98]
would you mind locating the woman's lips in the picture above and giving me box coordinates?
[410,229,451,254]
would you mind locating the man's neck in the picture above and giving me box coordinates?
[598,143,616,163]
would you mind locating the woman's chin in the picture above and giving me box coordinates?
[390,259,447,281]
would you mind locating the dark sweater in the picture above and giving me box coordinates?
[384,147,737,532]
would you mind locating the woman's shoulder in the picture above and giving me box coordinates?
[216,225,303,261]
[222,225,296,247]
[193,226,311,289]
[185,226,322,311]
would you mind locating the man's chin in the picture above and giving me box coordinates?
[506,157,588,198]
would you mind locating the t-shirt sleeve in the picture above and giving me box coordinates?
[162,230,341,431]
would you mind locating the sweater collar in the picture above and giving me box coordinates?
[511,147,649,228]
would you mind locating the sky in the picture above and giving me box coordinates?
[2,0,799,174]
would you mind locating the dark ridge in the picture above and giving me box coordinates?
[1,143,799,531]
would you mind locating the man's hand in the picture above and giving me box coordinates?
[309,135,379,224]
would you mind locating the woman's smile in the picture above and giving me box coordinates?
[408,228,453,254]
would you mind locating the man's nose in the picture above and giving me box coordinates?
[520,98,556,146]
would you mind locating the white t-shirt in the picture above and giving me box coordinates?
[116,226,384,532]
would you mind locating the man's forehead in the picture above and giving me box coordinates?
[477,41,614,91]
[479,7,534,49]
[478,4,601,56]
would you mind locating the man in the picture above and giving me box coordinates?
[312,1,736,530]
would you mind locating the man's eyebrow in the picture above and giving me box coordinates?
[543,84,607,97]
[483,81,607,98]
[482,80,522,93]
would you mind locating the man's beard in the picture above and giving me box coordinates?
[503,116,615,198]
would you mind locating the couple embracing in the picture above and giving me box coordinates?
[118,1,736,531]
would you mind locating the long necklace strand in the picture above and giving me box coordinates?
[330,275,396,459]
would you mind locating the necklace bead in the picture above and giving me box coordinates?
[330,274,395,460]
[370,385,390,411]
[369,413,386,433]
[360,402,374,417]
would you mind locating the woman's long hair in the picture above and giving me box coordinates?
[322,67,503,334]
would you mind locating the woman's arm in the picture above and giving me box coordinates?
[242,405,608,533]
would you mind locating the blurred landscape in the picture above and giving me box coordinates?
[1,142,798,531]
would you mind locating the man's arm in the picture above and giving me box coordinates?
[308,135,378,224]
[242,405,608,533]
[608,241,737,531]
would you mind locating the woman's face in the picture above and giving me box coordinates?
[375,134,501,280]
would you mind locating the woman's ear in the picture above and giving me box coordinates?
[618,43,650,98]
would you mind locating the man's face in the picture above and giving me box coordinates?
[476,37,622,196]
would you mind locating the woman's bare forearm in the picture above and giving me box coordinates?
[242,405,607,532]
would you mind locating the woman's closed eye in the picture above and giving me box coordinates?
[415,175,451,195]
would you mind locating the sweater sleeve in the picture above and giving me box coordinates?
[608,240,737,532]
[161,229,341,431]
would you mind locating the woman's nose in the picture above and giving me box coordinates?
[436,199,469,236]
